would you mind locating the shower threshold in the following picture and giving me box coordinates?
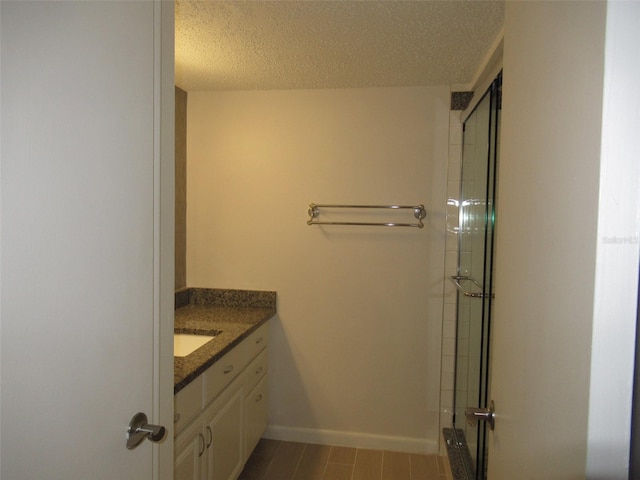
[443,428,476,480]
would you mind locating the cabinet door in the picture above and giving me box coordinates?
[204,382,245,480]
[245,375,268,460]
[175,419,205,480]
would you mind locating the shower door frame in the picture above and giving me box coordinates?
[449,72,501,480]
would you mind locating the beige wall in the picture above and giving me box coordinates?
[186,86,450,452]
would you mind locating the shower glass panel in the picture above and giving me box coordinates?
[450,72,500,480]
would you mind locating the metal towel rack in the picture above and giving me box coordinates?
[450,275,493,299]
[307,203,427,228]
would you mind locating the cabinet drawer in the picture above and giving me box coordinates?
[203,344,245,405]
[245,374,268,459]
[245,349,268,394]
[174,374,203,433]
[245,322,269,362]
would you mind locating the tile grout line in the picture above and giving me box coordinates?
[259,441,279,480]
[349,459,356,480]
[291,443,308,480]
[263,454,275,480]
[322,445,332,480]
[409,452,414,480]
[266,440,287,480]
[409,452,413,480]
[349,448,357,480]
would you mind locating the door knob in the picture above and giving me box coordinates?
[126,412,167,450]
[465,400,495,430]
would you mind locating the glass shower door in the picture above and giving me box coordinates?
[450,73,500,480]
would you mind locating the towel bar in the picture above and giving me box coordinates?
[307,203,426,228]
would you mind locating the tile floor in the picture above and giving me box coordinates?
[238,439,453,480]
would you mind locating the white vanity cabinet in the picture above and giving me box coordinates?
[244,349,268,457]
[174,410,205,480]
[174,321,269,480]
[203,380,245,480]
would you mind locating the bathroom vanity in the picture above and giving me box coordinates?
[173,288,276,480]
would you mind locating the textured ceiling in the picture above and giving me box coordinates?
[175,1,504,92]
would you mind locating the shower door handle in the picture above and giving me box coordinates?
[465,401,495,430]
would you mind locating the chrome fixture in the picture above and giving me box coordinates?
[450,275,493,299]
[307,203,426,228]
[465,401,496,431]
[126,412,166,450]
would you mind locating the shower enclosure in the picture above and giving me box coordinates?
[446,72,501,480]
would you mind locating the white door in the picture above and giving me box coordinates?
[0,2,174,479]
[488,2,640,479]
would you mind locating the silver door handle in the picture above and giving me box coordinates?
[126,412,167,449]
[465,401,495,430]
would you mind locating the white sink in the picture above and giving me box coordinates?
[174,334,216,357]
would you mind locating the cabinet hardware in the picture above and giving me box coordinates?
[198,433,205,457]
[206,426,213,448]
[223,365,234,374]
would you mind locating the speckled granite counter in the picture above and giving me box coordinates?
[174,288,276,394]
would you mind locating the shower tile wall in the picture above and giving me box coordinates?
[440,109,463,453]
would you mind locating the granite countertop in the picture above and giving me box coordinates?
[174,288,277,394]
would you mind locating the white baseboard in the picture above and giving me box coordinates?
[263,425,439,455]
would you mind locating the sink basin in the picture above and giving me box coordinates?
[174,334,216,357]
